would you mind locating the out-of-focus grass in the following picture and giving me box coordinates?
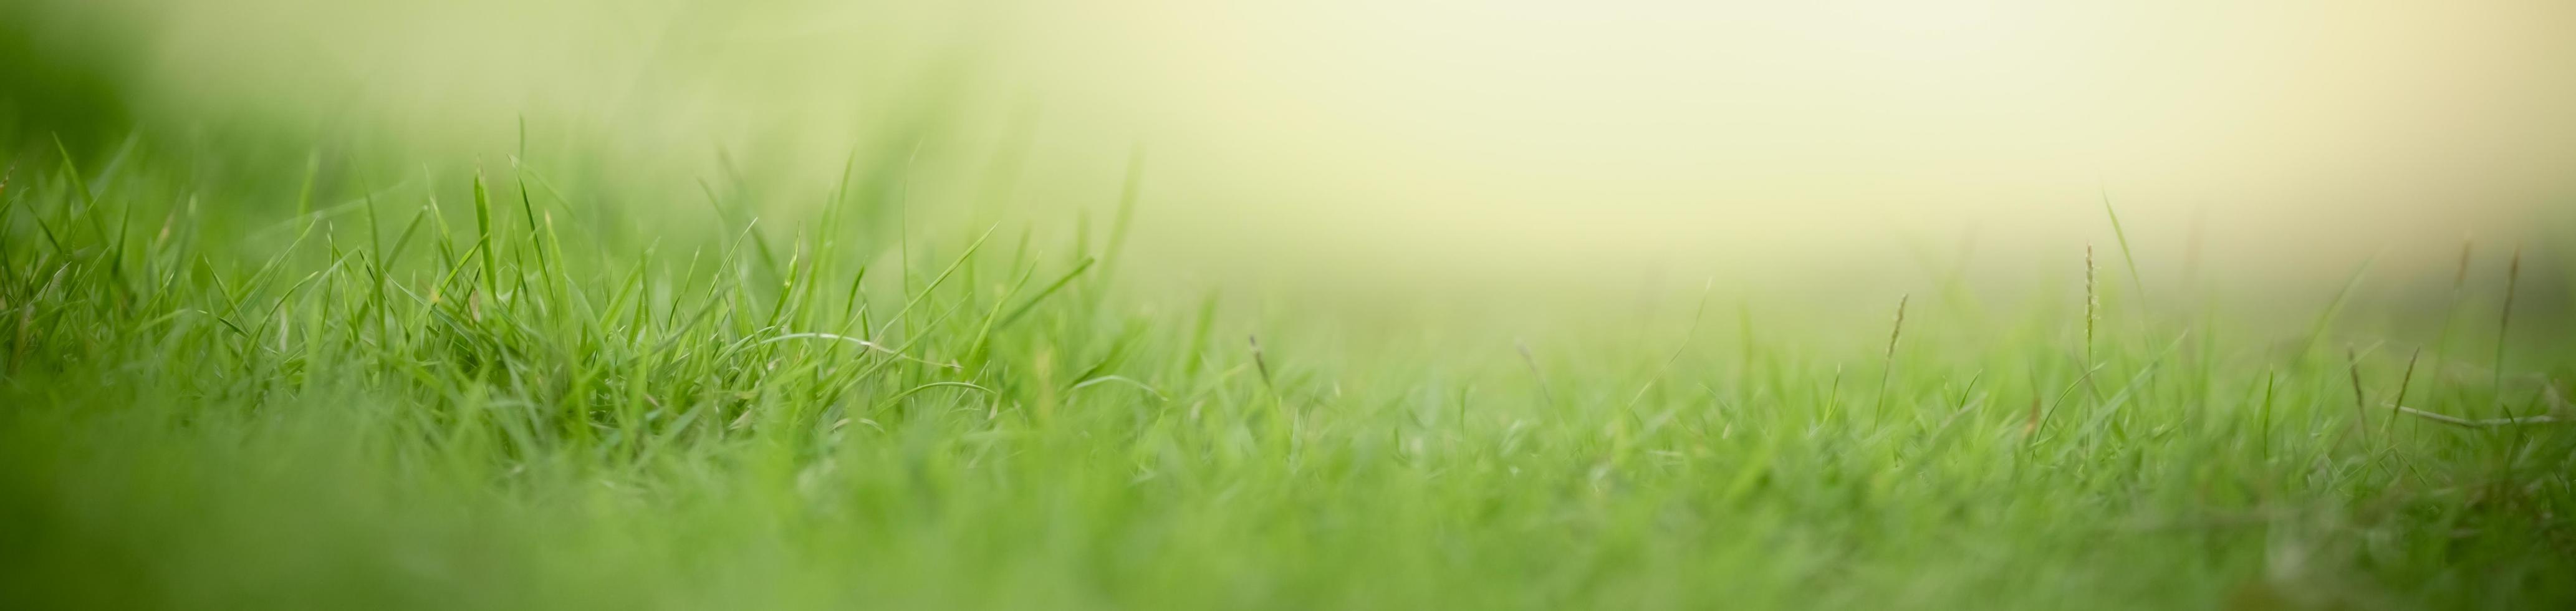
[0,1,145,153]
[3,1,2575,609]
[0,120,2571,610]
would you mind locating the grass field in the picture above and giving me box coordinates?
[4,2,2575,606]
[0,127,2569,610]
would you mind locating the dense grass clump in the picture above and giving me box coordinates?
[1,137,2571,610]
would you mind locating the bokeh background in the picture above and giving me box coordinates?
[9,0,2574,302]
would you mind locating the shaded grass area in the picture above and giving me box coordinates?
[1,133,2571,610]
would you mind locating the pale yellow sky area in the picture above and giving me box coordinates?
[107,0,2576,287]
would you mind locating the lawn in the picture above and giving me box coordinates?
[0,127,2569,611]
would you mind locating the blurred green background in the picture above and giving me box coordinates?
[7,0,2574,305]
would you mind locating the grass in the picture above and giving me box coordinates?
[1,132,2572,611]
